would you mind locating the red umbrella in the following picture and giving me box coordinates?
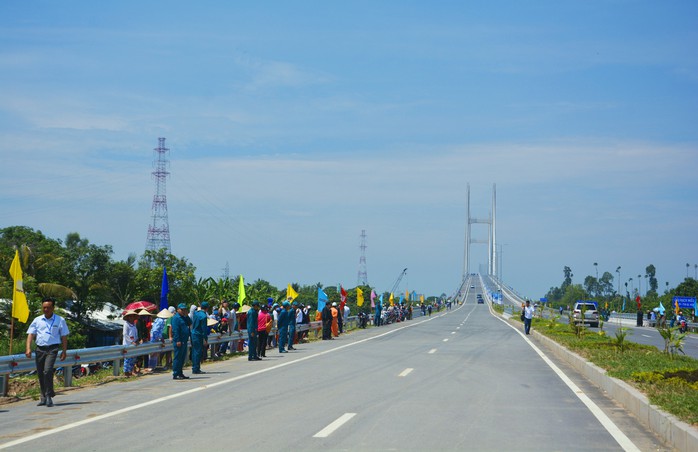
[124,301,157,314]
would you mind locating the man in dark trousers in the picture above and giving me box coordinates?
[191,301,209,374]
[247,300,261,361]
[25,297,69,407]
[277,301,291,353]
[171,303,191,380]
[321,302,333,340]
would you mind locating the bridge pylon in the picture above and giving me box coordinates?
[463,183,496,280]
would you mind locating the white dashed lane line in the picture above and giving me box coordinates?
[443,338,448,342]
[313,413,357,438]
[398,368,414,377]
[428,349,437,354]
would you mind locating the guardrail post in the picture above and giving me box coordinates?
[113,359,121,376]
[1,374,7,397]
[63,366,72,387]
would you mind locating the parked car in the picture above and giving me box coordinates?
[470,285,475,289]
[572,302,600,328]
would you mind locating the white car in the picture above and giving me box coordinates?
[572,302,600,328]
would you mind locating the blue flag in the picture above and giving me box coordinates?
[318,288,328,312]
[160,266,169,310]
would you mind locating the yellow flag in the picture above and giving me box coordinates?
[405,289,409,301]
[287,284,299,301]
[389,292,394,306]
[356,287,364,307]
[420,295,424,303]
[238,275,246,305]
[9,250,29,323]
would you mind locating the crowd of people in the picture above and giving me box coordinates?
[119,298,322,379]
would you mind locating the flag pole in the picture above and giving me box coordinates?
[9,317,14,357]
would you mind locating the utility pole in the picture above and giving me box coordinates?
[145,137,172,254]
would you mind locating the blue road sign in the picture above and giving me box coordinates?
[673,296,697,309]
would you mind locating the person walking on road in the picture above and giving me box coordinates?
[523,300,535,335]
[25,297,69,407]
[247,300,261,360]
[172,303,191,380]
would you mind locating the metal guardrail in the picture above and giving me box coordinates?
[0,318,357,395]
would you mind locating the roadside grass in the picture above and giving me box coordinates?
[535,320,698,426]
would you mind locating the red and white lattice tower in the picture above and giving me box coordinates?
[357,229,368,286]
[145,137,171,254]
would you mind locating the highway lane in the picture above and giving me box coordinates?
[0,289,669,451]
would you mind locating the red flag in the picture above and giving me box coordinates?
[635,296,641,309]
[340,286,347,309]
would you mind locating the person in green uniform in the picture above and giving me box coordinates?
[191,301,209,374]
[288,300,298,350]
[172,303,191,380]
[247,300,261,361]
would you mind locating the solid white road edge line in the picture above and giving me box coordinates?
[491,309,641,452]
[0,306,447,450]
[313,413,357,438]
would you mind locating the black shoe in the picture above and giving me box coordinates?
[37,397,46,406]
[192,371,206,374]
[254,357,262,360]
[46,397,53,407]
[288,347,296,350]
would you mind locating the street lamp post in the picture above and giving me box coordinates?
[615,266,621,312]
[687,263,690,278]
[638,274,642,297]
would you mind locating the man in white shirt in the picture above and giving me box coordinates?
[523,300,535,335]
[25,297,70,407]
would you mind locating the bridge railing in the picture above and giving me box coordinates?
[0,317,357,396]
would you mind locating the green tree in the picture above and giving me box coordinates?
[60,232,114,323]
[599,271,614,298]
[646,264,658,295]
[133,249,197,308]
[563,266,573,288]
[109,254,137,307]
[561,284,587,309]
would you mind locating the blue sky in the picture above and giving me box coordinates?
[1,1,697,299]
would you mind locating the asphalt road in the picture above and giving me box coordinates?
[601,320,698,359]
[0,283,669,451]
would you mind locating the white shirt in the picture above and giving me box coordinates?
[295,308,303,324]
[123,321,138,346]
[524,305,535,320]
[27,314,69,346]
